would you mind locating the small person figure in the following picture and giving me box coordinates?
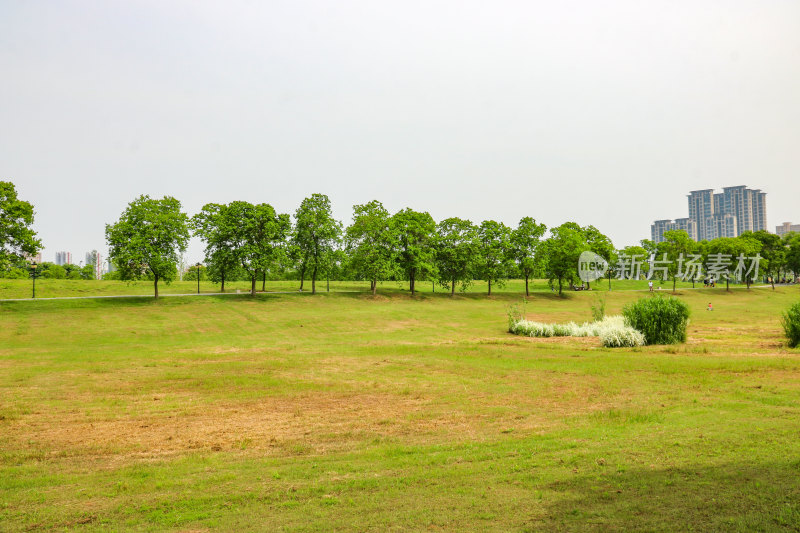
[707,302,713,311]
[648,280,653,292]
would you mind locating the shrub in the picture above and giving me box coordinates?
[590,293,607,322]
[506,300,527,332]
[622,296,690,345]
[782,302,800,348]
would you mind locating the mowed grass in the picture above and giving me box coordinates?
[1,284,799,531]
[0,276,732,300]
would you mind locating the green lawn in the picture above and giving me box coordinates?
[1,284,799,531]
[0,276,764,300]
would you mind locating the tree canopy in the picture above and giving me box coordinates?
[292,194,342,294]
[511,217,546,297]
[0,181,41,270]
[192,203,241,293]
[392,208,436,296]
[105,195,190,298]
[434,217,478,295]
[476,220,513,296]
[541,223,589,296]
[345,200,395,295]
[227,201,291,295]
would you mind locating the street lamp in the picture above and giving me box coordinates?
[29,262,39,298]
[196,263,201,294]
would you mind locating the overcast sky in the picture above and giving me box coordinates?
[2,1,799,263]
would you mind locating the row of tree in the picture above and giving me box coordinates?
[104,193,555,297]
[628,229,800,292]
[2,180,799,298]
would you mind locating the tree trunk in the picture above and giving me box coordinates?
[262,271,266,292]
[451,278,456,296]
[372,279,377,295]
[221,271,225,293]
[488,279,492,296]
[250,277,256,296]
[673,276,677,293]
[410,272,415,295]
[312,265,317,294]
[299,265,306,291]
[154,275,159,299]
[726,277,730,292]
[525,275,529,297]
[558,278,563,296]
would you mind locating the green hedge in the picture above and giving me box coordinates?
[782,302,800,348]
[622,296,690,345]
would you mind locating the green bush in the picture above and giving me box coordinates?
[622,296,690,345]
[782,302,800,348]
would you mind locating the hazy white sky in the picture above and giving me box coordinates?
[2,1,799,263]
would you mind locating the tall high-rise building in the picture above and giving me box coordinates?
[85,250,103,279]
[54,251,72,265]
[651,185,768,243]
[687,189,715,241]
[674,218,698,241]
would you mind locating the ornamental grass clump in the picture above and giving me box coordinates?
[622,296,690,345]
[600,325,646,348]
[782,302,800,348]
[508,315,645,347]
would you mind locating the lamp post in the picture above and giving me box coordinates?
[196,263,201,294]
[29,262,38,298]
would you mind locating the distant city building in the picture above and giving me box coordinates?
[652,185,767,243]
[776,222,800,236]
[54,251,72,265]
[85,250,103,279]
[651,218,698,243]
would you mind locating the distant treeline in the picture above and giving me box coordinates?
[2,182,799,298]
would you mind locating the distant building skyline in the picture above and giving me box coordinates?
[776,222,800,237]
[54,251,72,266]
[652,186,768,243]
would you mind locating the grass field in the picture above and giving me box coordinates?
[0,276,752,300]
[1,282,800,531]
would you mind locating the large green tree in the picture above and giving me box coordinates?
[227,201,290,296]
[476,220,513,296]
[392,208,436,296]
[704,235,762,289]
[511,217,546,297]
[105,195,190,298]
[784,232,800,280]
[657,229,695,293]
[292,194,342,294]
[0,181,41,271]
[191,203,240,293]
[435,217,478,295]
[583,225,615,288]
[344,200,395,295]
[541,223,589,296]
[749,230,785,290]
